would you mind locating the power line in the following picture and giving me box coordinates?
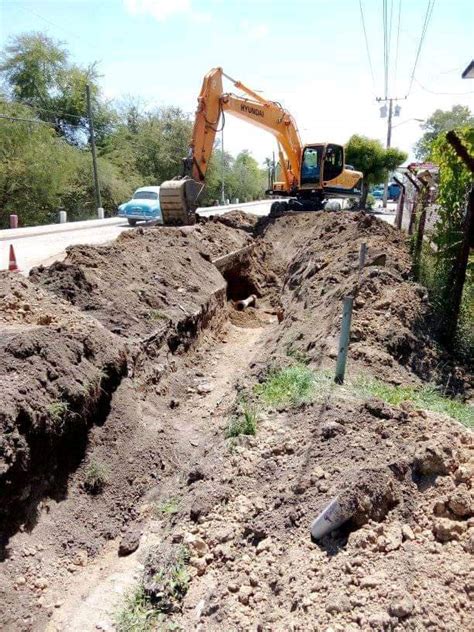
[414,78,474,96]
[358,0,376,89]
[383,0,389,98]
[406,0,436,96]
[394,0,402,92]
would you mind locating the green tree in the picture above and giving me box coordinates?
[345,135,407,207]
[414,105,474,160]
[1,32,113,144]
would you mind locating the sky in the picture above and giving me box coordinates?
[1,0,473,165]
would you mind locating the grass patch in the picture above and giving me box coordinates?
[148,309,169,322]
[47,401,69,423]
[226,400,258,438]
[84,460,109,494]
[115,585,160,632]
[156,498,180,516]
[255,364,332,408]
[354,376,474,428]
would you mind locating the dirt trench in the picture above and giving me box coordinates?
[0,211,472,631]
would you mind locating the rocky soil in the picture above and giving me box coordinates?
[0,211,472,631]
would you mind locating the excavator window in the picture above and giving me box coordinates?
[323,144,344,182]
[301,146,323,185]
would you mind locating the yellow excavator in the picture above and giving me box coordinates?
[159,68,363,225]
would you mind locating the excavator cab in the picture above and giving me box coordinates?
[300,144,345,188]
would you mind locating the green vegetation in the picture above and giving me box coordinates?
[115,547,189,630]
[255,364,323,407]
[115,585,162,632]
[345,134,407,208]
[226,400,259,438]
[156,498,180,516]
[415,105,474,160]
[83,459,109,494]
[354,376,474,429]
[147,309,169,322]
[0,32,267,227]
[47,400,69,423]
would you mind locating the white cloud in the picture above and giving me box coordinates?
[123,0,210,23]
[240,20,269,40]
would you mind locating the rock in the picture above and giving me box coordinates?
[360,572,387,588]
[228,582,239,593]
[389,593,414,618]
[320,420,346,439]
[365,398,392,419]
[34,577,48,590]
[401,524,415,541]
[118,528,142,556]
[189,556,207,576]
[384,522,402,551]
[16,576,26,586]
[455,463,474,484]
[414,444,454,476]
[462,530,474,554]
[187,467,206,485]
[197,383,214,395]
[184,533,208,557]
[368,253,387,267]
[72,550,88,566]
[238,586,253,605]
[325,595,351,613]
[433,518,467,542]
[368,611,391,628]
[312,466,327,480]
[448,486,473,517]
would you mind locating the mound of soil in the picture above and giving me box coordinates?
[29,225,236,343]
[0,273,127,544]
[260,211,471,392]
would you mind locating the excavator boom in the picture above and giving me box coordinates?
[159,68,362,225]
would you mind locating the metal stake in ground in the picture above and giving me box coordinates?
[335,296,354,385]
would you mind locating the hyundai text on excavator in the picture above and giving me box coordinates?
[159,68,363,225]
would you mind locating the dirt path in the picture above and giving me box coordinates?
[45,318,272,631]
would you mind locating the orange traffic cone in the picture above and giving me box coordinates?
[8,245,19,272]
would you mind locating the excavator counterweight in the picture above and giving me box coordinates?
[159,68,363,225]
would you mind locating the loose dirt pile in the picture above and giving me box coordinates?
[261,212,471,392]
[0,210,472,631]
[0,273,127,542]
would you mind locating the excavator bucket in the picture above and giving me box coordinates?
[159,177,204,226]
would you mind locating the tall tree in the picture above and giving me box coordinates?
[414,105,474,160]
[0,32,113,144]
[345,135,407,207]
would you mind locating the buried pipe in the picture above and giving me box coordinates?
[235,294,257,311]
[310,496,352,540]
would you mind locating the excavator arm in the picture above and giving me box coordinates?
[160,67,302,224]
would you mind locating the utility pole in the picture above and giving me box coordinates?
[376,96,405,208]
[86,84,102,212]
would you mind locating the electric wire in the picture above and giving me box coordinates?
[414,78,474,96]
[394,0,402,93]
[358,0,376,89]
[406,0,436,96]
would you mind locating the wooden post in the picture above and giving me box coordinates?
[405,172,421,235]
[393,176,405,229]
[442,131,474,344]
[412,184,429,279]
[335,296,354,385]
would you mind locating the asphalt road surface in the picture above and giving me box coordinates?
[1,201,396,275]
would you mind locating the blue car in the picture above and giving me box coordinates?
[118,186,163,226]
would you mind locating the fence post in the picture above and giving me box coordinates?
[9,214,18,229]
[405,172,421,235]
[59,210,67,224]
[335,296,354,385]
[97,207,105,219]
[393,176,405,229]
[412,184,429,279]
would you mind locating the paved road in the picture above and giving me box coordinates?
[1,201,397,275]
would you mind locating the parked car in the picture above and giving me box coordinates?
[370,183,401,201]
[371,187,384,200]
[118,186,162,226]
